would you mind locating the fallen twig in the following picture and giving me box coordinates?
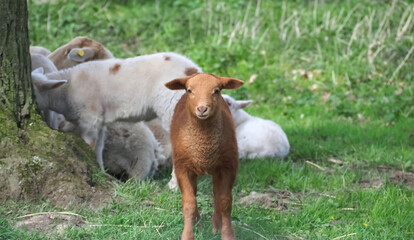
[88,224,164,228]
[305,160,326,171]
[331,233,357,240]
[239,225,270,240]
[17,211,85,219]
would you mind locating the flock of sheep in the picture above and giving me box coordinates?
[30,36,290,239]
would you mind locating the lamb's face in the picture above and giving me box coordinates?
[165,73,244,120]
[186,75,222,120]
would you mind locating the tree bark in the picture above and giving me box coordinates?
[0,0,33,128]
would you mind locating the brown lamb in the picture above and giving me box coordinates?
[165,73,244,240]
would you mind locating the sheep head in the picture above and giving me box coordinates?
[31,67,67,111]
[165,73,244,120]
[48,36,113,69]
[222,94,253,115]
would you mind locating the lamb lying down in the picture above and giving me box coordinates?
[222,95,290,159]
[51,114,168,180]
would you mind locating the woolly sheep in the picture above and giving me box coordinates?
[30,52,201,175]
[103,121,164,180]
[222,94,290,159]
[48,36,113,70]
[165,73,244,240]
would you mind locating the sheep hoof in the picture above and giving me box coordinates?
[167,178,178,190]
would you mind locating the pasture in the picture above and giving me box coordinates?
[1,0,413,239]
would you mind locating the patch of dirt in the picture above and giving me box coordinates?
[389,171,414,189]
[358,178,385,189]
[238,190,298,211]
[14,213,86,235]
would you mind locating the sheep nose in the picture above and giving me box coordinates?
[197,106,208,114]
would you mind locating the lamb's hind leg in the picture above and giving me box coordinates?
[212,169,236,240]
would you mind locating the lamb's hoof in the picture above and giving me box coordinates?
[167,178,178,190]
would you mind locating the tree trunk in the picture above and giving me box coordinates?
[0,0,33,128]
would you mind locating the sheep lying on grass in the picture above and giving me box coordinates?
[103,121,164,180]
[222,94,290,159]
[165,73,243,240]
[31,52,201,177]
[48,36,113,70]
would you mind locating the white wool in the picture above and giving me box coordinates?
[222,94,290,159]
[103,121,165,180]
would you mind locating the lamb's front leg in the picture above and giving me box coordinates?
[176,168,200,240]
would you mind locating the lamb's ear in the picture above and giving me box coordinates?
[236,100,253,109]
[32,75,67,91]
[67,47,95,62]
[32,67,44,75]
[219,77,244,90]
[164,75,193,90]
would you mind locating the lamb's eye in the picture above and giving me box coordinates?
[65,49,71,55]
[187,89,192,93]
[214,89,220,94]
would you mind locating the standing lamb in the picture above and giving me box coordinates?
[165,73,244,240]
[222,94,290,159]
[48,36,113,70]
[30,52,201,174]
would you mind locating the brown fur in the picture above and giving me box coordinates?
[184,67,199,76]
[109,63,121,74]
[48,36,112,69]
[164,56,171,61]
[165,73,244,240]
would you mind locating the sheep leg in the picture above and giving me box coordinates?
[168,167,179,190]
[94,126,107,171]
[176,168,199,240]
[212,170,236,240]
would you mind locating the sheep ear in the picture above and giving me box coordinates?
[219,77,244,90]
[32,75,67,91]
[164,76,193,90]
[236,100,253,109]
[32,67,44,75]
[67,47,95,62]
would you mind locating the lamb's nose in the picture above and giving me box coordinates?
[197,106,207,114]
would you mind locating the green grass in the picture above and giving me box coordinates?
[1,0,413,239]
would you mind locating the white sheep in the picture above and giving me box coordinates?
[222,94,290,159]
[31,52,201,178]
[48,36,113,70]
[103,121,165,180]
[31,45,170,181]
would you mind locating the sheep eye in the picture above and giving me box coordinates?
[187,89,192,93]
[65,49,71,55]
[214,89,220,94]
